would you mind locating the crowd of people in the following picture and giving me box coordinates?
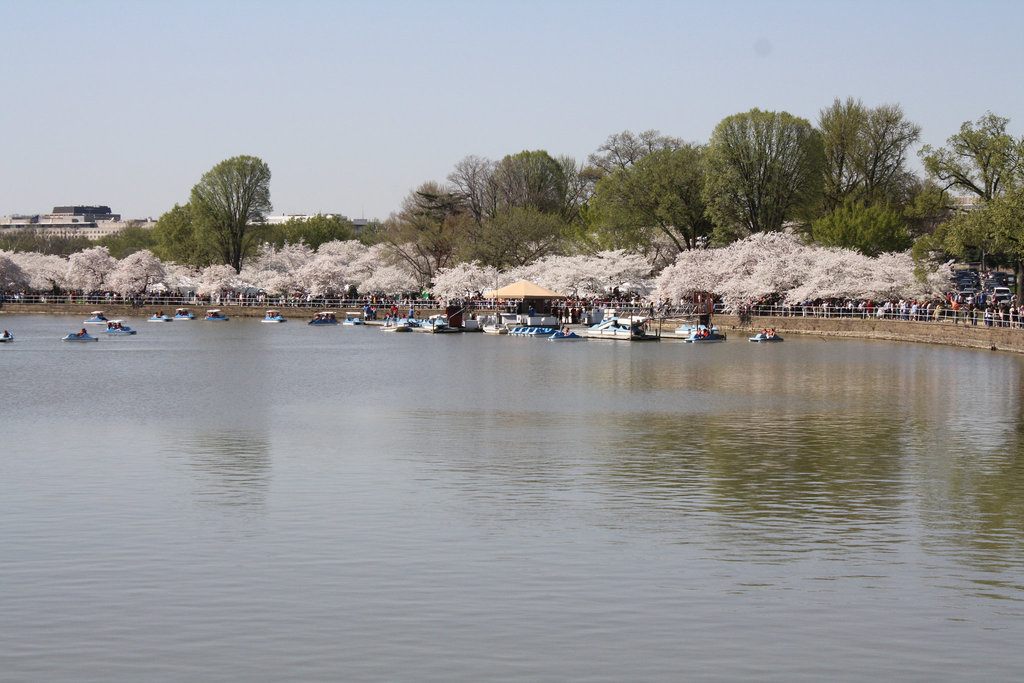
[742,292,1023,328]
[6,286,1024,330]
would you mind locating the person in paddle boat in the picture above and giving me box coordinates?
[767,328,776,338]
[78,328,88,337]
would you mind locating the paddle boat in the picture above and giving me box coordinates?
[679,325,727,343]
[84,311,109,324]
[584,316,658,341]
[508,326,560,337]
[148,311,173,322]
[342,311,365,325]
[549,329,583,341]
[480,313,514,334]
[422,314,461,333]
[173,308,196,320]
[62,329,98,342]
[673,322,722,338]
[380,319,412,332]
[261,310,287,323]
[749,329,783,342]
[308,311,339,325]
[204,309,229,321]
[105,320,137,335]
[0,330,13,343]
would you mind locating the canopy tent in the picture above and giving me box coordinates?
[484,280,565,299]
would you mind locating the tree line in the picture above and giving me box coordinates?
[6,100,1022,289]
[381,101,1024,284]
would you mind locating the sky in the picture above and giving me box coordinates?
[2,0,1023,222]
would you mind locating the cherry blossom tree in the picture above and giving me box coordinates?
[160,262,202,295]
[349,243,417,294]
[653,231,951,309]
[294,240,370,296]
[195,264,239,298]
[0,251,29,290]
[237,243,314,295]
[504,251,653,298]
[8,251,67,292]
[107,250,166,296]
[359,264,419,295]
[65,246,116,292]
[431,262,500,299]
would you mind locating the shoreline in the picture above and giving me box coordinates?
[4,303,1024,354]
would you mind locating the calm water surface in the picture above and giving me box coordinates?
[2,313,1023,681]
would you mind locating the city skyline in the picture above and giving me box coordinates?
[3,0,1023,222]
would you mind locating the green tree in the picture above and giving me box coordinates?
[859,103,921,205]
[587,129,682,176]
[0,228,92,255]
[150,203,218,267]
[920,112,1022,201]
[460,206,568,268]
[382,182,467,283]
[589,145,712,252]
[96,223,159,259]
[810,200,912,256]
[933,187,1024,276]
[820,99,922,209]
[492,150,567,216]
[266,214,356,250]
[190,155,272,272]
[703,109,824,240]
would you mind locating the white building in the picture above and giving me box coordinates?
[0,205,155,239]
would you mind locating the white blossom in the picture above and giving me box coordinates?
[195,264,239,297]
[106,250,166,296]
[0,251,29,289]
[7,251,67,291]
[431,262,499,299]
[65,246,116,292]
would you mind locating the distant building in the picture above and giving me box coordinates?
[953,195,980,212]
[0,205,154,239]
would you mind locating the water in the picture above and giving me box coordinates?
[2,314,1023,681]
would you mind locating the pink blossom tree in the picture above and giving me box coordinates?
[0,251,29,290]
[8,251,67,292]
[431,262,500,299]
[107,250,166,297]
[195,264,238,299]
[65,246,116,292]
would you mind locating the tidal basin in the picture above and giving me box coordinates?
[2,314,1023,681]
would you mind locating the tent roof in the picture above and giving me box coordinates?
[484,280,565,299]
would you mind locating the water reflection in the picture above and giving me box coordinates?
[167,429,272,510]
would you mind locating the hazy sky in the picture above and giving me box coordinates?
[2,0,1022,221]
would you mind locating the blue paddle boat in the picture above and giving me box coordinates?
[84,311,109,324]
[342,311,365,325]
[204,309,229,321]
[749,330,783,342]
[549,329,583,341]
[173,308,196,320]
[679,325,727,343]
[105,320,137,335]
[0,330,13,343]
[261,310,287,323]
[148,311,173,322]
[308,311,339,325]
[509,326,560,336]
[63,329,98,342]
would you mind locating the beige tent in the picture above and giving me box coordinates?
[484,280,565,299]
